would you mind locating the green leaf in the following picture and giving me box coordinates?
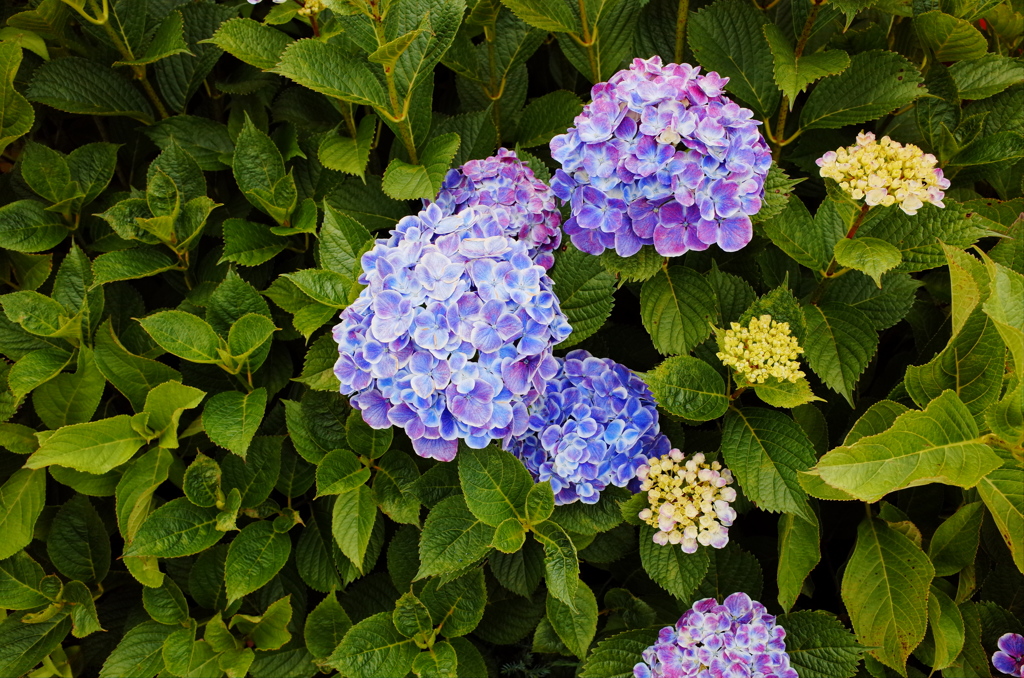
[0,42,34,154]
[644,355,729,422]
[777,610,863,678]
[333,484,377,573]
[221,436,282,509]
[9,348,72,400]
[842,517,934,674]
[695,542,763,601]
[916,11,988,61]
[949,54,1024,100]
[412,641,458,678]
[230,596,293,650]
[551,243,616,348]
[0,552,48,610]
[304,592,352,661]
[599,246,664,284]
[374,448,421,525]
[317,449,370,497]
[638,524,710,601]
[138,310,221,363]
[516,91,584,148]
[801,50,923,130]
[143,577,189,625]
[95,321,181,412]
[721,408,816,521]
[977,449,1024,573]
[382,133,461,201]
[580,628,657,678]
[125,497,222,557]
[282,269,354,308]
[100,621,177,678]
[202,388,267,458]
[143,381,205,449]
[116,447,173,542]
[145,115,233,171]
[546,579,598,659]
[226,521,292,602]
[525,482,555,525]
[857,202,982,272]
[927,584,965,670]
[204,18,292,70]
[420,567,486,638]
[296,334,342,392]
[763,25,850,105]
[489,538,544,597]
[1,291,72,339]
[458,444,533,527]
[498,0,579,32]
[19,141,75,205]
[417,494,494,579]
[394,591,433,638]
[92,248,178,285]
[821,271,920,331]
[27,57,153,123]
[220,219,287,267]
[950,131,1024,167]
[844,400,910,446]
[801,302,878,404]
[532,520,580,607]
[778,511,820,612]
[0,200,67,252]
[273,39,388,108]
[114,10,190,66]
[761,195,844,272]
[47,494,110,583]
[752,164,805,226]
[640,266,717,355]
[0,611,71,678]
[812,390,1002,502]
[492,517,527,553]
[319,114,377,178]
[0,469,46,560]
[62,579,101,637]
[833,237,903,287]
[25,415,148,474]
[233,117,298,226]
[754,376,821,409]
[227,314,277,363]
[328,612,418,678]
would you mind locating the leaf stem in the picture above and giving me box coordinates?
[675,0,690,63]
[371,16,418,162]
[771,2,820,156]
[577,0,600,81]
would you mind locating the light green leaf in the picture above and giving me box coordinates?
[525,482,555,525]
[928,584,965,670]
[382,133,461,201]
[394,591,433,639]
[844,400,910,446]
[143,381,205,449]
[812,390,1002,502]
[752,164,805,226]
[857,202,982,272]
[9,348,72,400]
[202,388,268,458]
[949,54,1024,100]
[114,10,190,66]
[546,579,598,659]
[640,266,717,355]
[296,333,342,391]
[227,313,277,363]
[1,290,73,338]
[777,610,864,678]
[100,621,177,678]
[220,219,287,267]
[492,517,527,553]
[638,524,710,601]
[498,0,579,32]
[204,18,291,70]
[233,117,297,226]
[532,520,580,608]
[761,195,844,272]
[19,141,74,205]
[328,612,418,678]
[273,39,389,108]
[183,453,221,508]
[551,243,616,348]
[977,449,1024,573]
[842,517,933,674]
[802,302,878,404]
[801,50,923,130]
[763,24,850,105]
[316,449,370,496]
[92,248,178,285]
[833,237,903,287]
[282,269,354,308]
[0,43,34,154]
[0,200,67,252]
[412,641,458,678]
[26,415,147,474]
[458,444,533,527]
[142,577,189,625]
[27,57,154,123]
[230,596,292,650]
[644,355,729,422]
[319,114,376,178]
[94,321,181,412]
[516,90,584,148]
[116,447,173,542]
[417,494,494,579]
[138,310,222,363]
[754,376,821,409]
[125,497,222,557]
[916,11,988,61]
[226,521,292,602]
[0,469,46,560]
[721,407,816,521]
[778,511,820,612]
[0,552,49,610]
[333,484,377,573]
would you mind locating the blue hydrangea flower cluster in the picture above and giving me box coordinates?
[332,202,572,462]
[634,593,799,678]
[550,56,771,258]
[504,349,670,505]
[432,148,562,270]
[994,633,1024,677]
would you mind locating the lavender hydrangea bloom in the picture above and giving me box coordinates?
[634,593,799,678]
[333,202,572,462]
[504,349,670,505]
[551,56,771,258]
[994,633,1024,677]
[431,148,562,269]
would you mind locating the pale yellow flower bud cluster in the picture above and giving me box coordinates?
[717,314,804,385]
[297,0,324,15]
[637,450,737,554]
[816,131,951,216]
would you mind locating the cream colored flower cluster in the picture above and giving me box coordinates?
[717,314,804,385]
[637,450,737,554]
[816,131,950,215]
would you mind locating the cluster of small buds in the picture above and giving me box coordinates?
[247,0,287,5]
[816,131,950,216]
[717,315,805,385]
[504,350,671,505]
[634,592,799,678]
[550,56,771,258]
[431,148,562,269]
[332,201,572,462]
[637,450,737,554]
[994,633,1024,677]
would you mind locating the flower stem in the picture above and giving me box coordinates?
[675,0,690,63]
[770,2,820,156]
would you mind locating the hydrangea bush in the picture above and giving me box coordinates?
[0,0,1022,676]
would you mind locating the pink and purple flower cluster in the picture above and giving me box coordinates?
[994,633,1024,677]
[550,56,771,258]
[634,592,798,678]
[504,350,670,505]
[332,201,572,462]
[431,148,562,269]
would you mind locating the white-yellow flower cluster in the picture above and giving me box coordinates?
[816,131,951,216]
[637,450,737,554]
[717,314,804,385]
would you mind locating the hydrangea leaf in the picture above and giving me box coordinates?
[927,584,965,670]
[328,612,418,678]
[580,628,657,678]
[411,641,458,678]
[763,24,850,105]
[142,577,188,625]
[949,54,1024,100]
[0,552,49,610]
[640,266,717,355]
[233,117,297,226]
[203,18,291,70]
[812,390,1002,503]
[417,495,495,580]
[841,517,933,674]
[225,521,291,603]
[754,376,821,409]
[27,57,154,123]
[801,302,878,404]
[458,444,533,526]
[420,567,486,637]
[777,511,820,612]
[761,194,842,272]
[557,0,641,83]
[644,355,729,422]
[546,578,598,659]
[316,449,369,497]
[332,485,377,574]
[202,388,268,459]
[319,114,377,179]
[25,415,148,475]
[124,497,222,557]
[858,202,983,272]
[0,469,46,560]
[551,243,616,348]
[638,524,710,601]
[695,543,763,601]
[532,520,579,608]
[915,11,988,61]
[0,43,34,155]
[843,399,910,445]
[516,90,584,148]
[498,0,579,32]
[305,592,352,661]
[777,610,863,678]
[819,271,920,331]
[833,237,903,287]
[47,494,110,583]
[381,133,461,200]
[977,448,1024,573]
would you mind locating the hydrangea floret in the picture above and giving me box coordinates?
[432,148,562,269]
[994,633,1024,677]
[333,201,572,462]
[717,315,805,385]
[816,131,950,216]
[637,450,737,553]
[634,592,799,678]
[505,349,670,505]
[549,56,771,258]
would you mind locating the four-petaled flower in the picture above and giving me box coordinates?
[994,633,1024,677]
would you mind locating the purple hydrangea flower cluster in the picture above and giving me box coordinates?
[504,349,670,505]
[634,593,799,678]
[994,633,1024,677]
[550,56,771,258]
[333,202,572,462]
[432,148,562,269]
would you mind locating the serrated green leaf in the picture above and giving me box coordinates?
[226,521,292,602]
[0,552,49,610]
[328,612,418,678]
[777,610,863,678]
[754,376,821,409]
[550,242,616,347]
[273,39,389,108]
[394,591,433,638]
[25,415,147,474]
[143,381,205,449]
[46,494,110,583]
[418,494,494,579]
[580,628,656,678]
[532,519,580,607]
[499,0,578,32]
[977,449,1024,573]
[202,388,267,458]
[0,200,67,253]
[778,511,820,612]
[949,54,1024,100]
[145,115,233,171]
[94,321,181,412]
[458,444,532,527]
[8,348,72,400]
[143,577,189,625]
[333,484,377,573]
[125,497,222,557]
[0,469,46,560]
[233,117,297,226]
[282,269,353,308]
[382,133,461,200]
[916,11,988,61]
[640,266,717,355]
[843,400,910,446]
[220,219,287,267]
[546,579,598,658]
[761,195,844,272]
[421,566,486,637]
[138,310,221,363]
[638,524,710,600]
[412,641,458,678]
[317,449,370,496]
[834,237,903,287]
[319,114,376,178]
[842,516,933,674]
[305,592,352,661]
[0,43,34,154]
[204,18,291,70]
[296,334,341,391]
[645,355,729,422]
[763,24,850,105]
[801,302,878,404]
[92,248,179,286]
[230,596,293,650]
[516,90,584,148]
[114,10,190,66]
[492,517,527,553]
[927,584,965,670]
[27,57,154,123]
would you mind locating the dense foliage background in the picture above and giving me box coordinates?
[0,0,1022,675]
